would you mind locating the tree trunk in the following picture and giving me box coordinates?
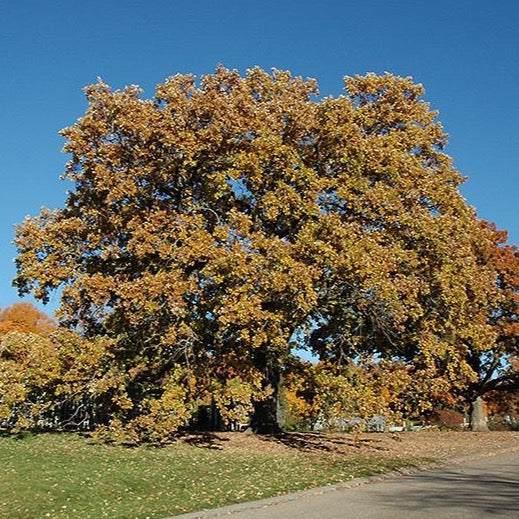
[250,365,283,434]
[470,396,489,432]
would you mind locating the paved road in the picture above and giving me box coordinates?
[175,450,519,519]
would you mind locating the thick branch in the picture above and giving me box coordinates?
[482,373,519,393]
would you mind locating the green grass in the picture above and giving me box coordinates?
[0,432,429,519]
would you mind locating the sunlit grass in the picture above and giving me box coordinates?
[0,432,429,519]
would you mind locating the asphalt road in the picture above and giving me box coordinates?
[175,450,519,519]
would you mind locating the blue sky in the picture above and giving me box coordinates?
[1,0,518,314]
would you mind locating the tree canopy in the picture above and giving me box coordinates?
[12,67,517,438]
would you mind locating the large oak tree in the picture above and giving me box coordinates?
[14,67,509,436]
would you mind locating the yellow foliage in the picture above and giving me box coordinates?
[10,67,515,439]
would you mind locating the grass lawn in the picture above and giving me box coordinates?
[0,432,430,519]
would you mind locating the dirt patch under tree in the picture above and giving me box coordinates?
[181,430,519,462]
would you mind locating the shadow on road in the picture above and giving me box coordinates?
[372,462,519,516]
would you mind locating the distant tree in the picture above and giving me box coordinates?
[463,224,519,430]
[284,358,412,432]
[486,358,519,421]
[0,329,108,430]
[0,302,55,339]
[13,67,506,438]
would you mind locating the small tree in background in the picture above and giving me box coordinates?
[460,224,518,430]
[0,302,55,338]
[0,329,108,430]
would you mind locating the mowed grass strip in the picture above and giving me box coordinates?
[0,433,429,519]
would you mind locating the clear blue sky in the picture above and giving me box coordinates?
[1,0,518,314]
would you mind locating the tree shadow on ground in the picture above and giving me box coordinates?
[0,427,91,440]
[257,431,390,453]
[182,432,230,450]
